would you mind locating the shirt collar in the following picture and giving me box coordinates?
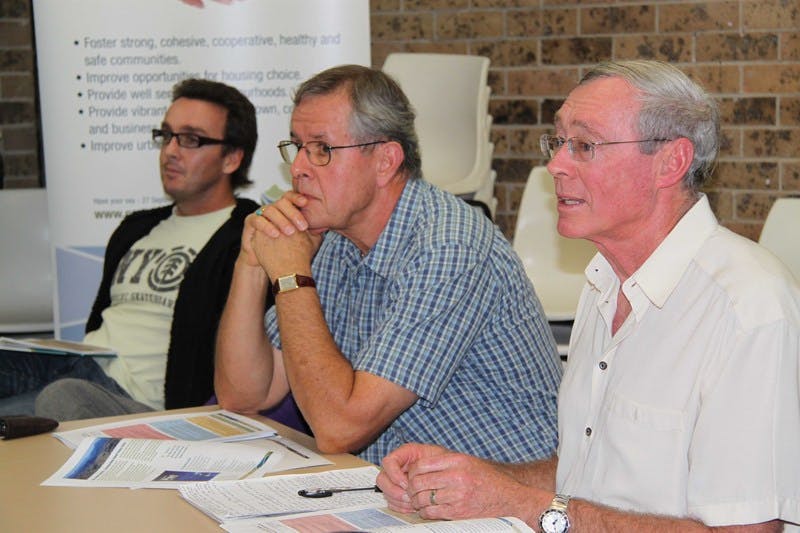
[331,179,420,276]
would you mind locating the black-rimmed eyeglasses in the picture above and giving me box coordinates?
[152,129,228,149]
[278,140,387,167]
[540,134,672,162]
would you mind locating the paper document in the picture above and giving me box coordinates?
[0,336,116,357]
[221,506,534,532]
[179,465,385,522]
[42,436,284,489]
[53,409,276,449]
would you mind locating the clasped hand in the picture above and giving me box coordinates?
[242,191,323,280]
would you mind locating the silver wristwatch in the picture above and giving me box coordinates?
[539,493,570,533]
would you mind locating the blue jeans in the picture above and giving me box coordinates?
[0,350,128,416]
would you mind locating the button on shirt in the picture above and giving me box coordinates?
[556,195,800,526]
[266,179,562,465]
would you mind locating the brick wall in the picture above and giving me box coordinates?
[371,0,800,241]
[2,0,798,241]
[0,0,38,188]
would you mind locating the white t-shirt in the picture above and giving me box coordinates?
[556,195,800,527]
[88,205,234,409]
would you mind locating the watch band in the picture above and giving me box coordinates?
[272,274,316,295]
[539,493,571,533]
[550,494,570,512]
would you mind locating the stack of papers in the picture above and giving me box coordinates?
[44,410,332,489]
[0,336,116,357]
[54,409,276,449]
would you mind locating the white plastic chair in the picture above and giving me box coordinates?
[382,53,493,198]
[513,167,596,322]
[0,188,55,334]
[758,197,800,280]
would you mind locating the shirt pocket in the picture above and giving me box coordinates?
[589,391,688,516]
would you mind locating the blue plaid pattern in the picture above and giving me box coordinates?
[267,179,561,464]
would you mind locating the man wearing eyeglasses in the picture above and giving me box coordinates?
[376,60,800,532]
[215,64,562,465]
[0,79,264,420]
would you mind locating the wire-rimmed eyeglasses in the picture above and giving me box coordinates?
[152,129,228,149]
[277,140,387,167]
[539,134,672,162]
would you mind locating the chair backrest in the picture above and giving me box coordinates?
[513,167,596,321]
[0,188,55,333]
[382,53,492,196]
[758,197,800,280]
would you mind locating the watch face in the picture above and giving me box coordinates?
[540,509,569,533]
[278,276,299,292]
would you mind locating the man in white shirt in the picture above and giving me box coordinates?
[376,60,800,532]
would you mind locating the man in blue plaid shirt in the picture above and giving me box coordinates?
[215,65,562,465]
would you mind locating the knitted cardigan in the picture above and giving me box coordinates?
[85,197,270,409]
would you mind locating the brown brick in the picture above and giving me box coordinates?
[542,0,588,5]
[0,0,30,18]
[742,0,800,30]
[718,97,776,125]
[0,125,37,150]
[743,128,800,157]
[713,161,779,190]
[371,43,406,68]
[492,128,510,155]
[582,5,655,35]
[494,212,516,241]
[371,14,434,41]
[783,31,800,61]
[696,33,778,62]
[541,37,612,65]
[494,157,534,182]
[473,41,509,67]
[0,100,34,124]
[782,161,800,190]
[504,39,538,67]
[504,127,543,156]
[743,64,800,93]
[473,0,540,8]
[719,128,740,157]
[723,221,761,241]
[490,98,539,125]
[0,49,32,72]
[437,11,504,39]
[735,192,780,220]
[538,99,562,125]
[0,20,31,47]
[682,64,740,94]
[659,2,740,33]
[509,8,577,38]
[780,96,800,126]
[2,176,41,188]
[370,0,401,11]
[2,152,38,176]
[704,189,734,221]
[0,73,35,98]
[407,41,468,55]
[404,0,469,9]
[614,35,692,63]
[507,67,579,96]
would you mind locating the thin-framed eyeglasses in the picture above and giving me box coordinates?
[277,140,387,167]
[540,134,672,162]
[152,128,228,149]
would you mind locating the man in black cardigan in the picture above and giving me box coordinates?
[0,79,271,419]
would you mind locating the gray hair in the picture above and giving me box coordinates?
[293,65,422,180]
[580,60,720,193]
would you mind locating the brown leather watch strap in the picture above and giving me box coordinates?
[271,274,316,295]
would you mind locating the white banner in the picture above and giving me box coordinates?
[32,0,370,339]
